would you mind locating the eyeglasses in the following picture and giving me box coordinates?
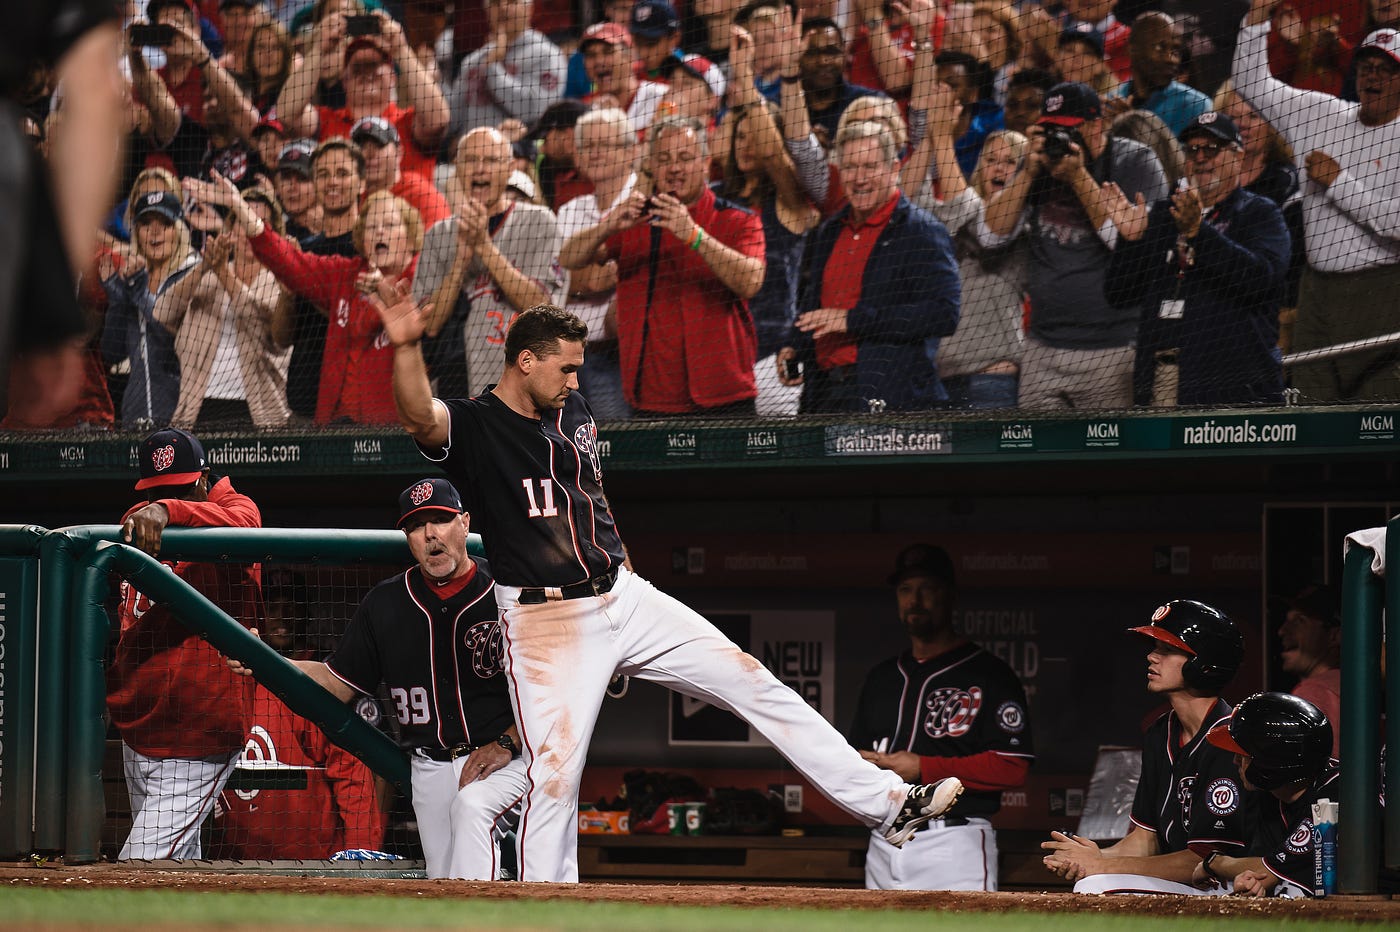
[457,155,512,166]
[1183,142,1227,160]
[652,151,700,166]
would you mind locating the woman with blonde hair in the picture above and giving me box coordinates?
[189,173,421,424]
[99,186,198,426]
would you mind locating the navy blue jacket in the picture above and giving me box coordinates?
[791,195,961,411]
[1105,187,1289,406]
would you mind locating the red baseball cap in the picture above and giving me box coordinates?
[581,22,633,50]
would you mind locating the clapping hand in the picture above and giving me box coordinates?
[1102,181,1149,241]
[1170,182,1203,238]
[368,278,432,348]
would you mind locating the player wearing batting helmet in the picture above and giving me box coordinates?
[229,479,527,879]
[108,428,262,860]
[850,544,1034,891]
[1194,692,1338,897]
[1042,599,1261,895]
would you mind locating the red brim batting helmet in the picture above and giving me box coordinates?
[1206,718,1248,755]
[1126,624,1195,654]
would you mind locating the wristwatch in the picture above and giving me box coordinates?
[496,733,518,756]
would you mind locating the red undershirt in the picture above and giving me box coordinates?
[816,192,900,370]
[420,557,478,600]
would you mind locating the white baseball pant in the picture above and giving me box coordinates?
[1072,873,1311,897]
[409,754,529,879]
[497,567,909,883]
[119,743,240,860]
[865,817,998,890]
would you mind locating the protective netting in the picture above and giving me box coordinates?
[101,561,413,861]
[8,1,1400,444]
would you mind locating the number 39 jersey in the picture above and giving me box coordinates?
[419,390,625,588]
[326,558,512,751]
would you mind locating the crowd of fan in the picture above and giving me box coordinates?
[8,0,1400,430]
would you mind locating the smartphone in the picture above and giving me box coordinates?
[784,358,802,380]
[130,23,175,48]
[345,13,381,36]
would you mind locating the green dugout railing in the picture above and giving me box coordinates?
[0,524,483,863]
[1338,515,1399,894]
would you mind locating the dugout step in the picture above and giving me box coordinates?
[111,858,428,878]
[578,834,866,885]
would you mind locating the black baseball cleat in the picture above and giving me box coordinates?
[882,778,964,847]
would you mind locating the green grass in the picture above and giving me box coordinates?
[0,889,1373,931]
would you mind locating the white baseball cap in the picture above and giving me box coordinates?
[1357,29,1400,67]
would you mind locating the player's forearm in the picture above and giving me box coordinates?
[291,659,357,702]
[391,343,445,445]
[920,751,1028,791]
[1088,847,1202,883]
[1208,853,1267,884]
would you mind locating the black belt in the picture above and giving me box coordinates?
[414,743,474,762]
[517,568,619,605]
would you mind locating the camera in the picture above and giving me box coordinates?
[129,23,175,48]
[783,358,802,380]
[345,14,381,36]
[1040,125,1083,163]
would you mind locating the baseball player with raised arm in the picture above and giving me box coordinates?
[1042,600,1259,895]
[230,479,527,880]
[373,297,964,883]
[108,428,260,860]
[850,544,1035,891]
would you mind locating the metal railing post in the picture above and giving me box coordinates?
[1339,544,1383,893]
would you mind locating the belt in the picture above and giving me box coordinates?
[414,743,474,762]
[517,568,619,605]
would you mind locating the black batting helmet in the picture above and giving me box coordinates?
[1128,600,1243,692]
[1206,691,1333,791]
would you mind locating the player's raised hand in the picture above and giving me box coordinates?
[121,502,170,557]
[370,278,431,347]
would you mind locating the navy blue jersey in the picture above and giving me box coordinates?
[1252,762,1340,895]
[327,558,511,751]
[419,390,625,587]
[848,641,1034,818]
[1130,700,1258,855]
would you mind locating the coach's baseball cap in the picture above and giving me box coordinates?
[1179,110,1241,148]
[1289,583,1342,627]
[887,543,956,586]
[1039,81,1101,126]
[398,478,466,528]
[136,428,207,491]
[1357,28,1400,68]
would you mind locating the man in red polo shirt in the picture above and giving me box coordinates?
[559,115,766,416]
[777,119,960,413]
[277,9,448,182]
[352,116,451,227]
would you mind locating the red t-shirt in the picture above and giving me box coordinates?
[607,187,764,412]
[318,103,436,181]
[816,192,899,370]
[160,63,205,123]
[210,683,386,859]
